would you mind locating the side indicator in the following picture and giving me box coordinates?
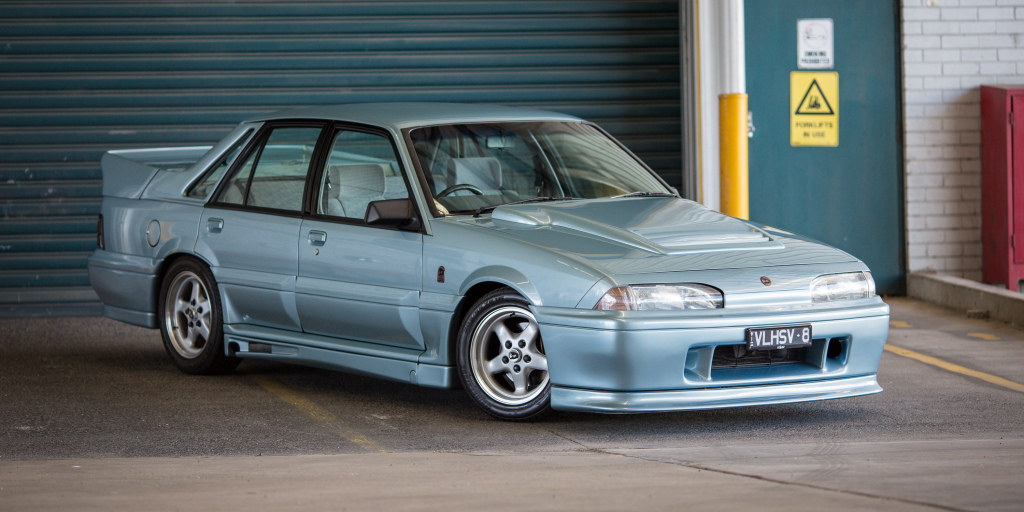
[437,266,446,283]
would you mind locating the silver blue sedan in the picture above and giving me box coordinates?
[88,103,888,420]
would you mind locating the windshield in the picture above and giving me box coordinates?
[408,122,669,215]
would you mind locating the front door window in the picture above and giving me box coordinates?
[316,130,410,221]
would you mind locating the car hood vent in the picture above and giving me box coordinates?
[488,197,781,255]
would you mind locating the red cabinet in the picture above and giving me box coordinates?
[981,85,1024,291]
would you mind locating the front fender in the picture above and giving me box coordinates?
[460,266,541,306]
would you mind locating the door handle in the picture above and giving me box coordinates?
[308,230,327,246]
[207,218,224,233]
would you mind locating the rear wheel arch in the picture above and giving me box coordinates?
[156,255,239,374]
[154,253,215,313]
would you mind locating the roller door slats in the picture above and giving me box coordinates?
[0,216,98,235]
[0,181,102,200]
[0,167,102,181]
[0,199,101,217]
[0,33,680,56]
[0,69,679,92]
[0,101,681,128]
[0,0,681,312]
[0,50,680,73]
[0,111,678,130]
[0,111,253,128]
[0,1,675,19]
[0,85,683,111]
[0,269,92,288]
[0,234,98,253]
[0,128,235,146]
[0,252,94,270]
[0,15,679,38]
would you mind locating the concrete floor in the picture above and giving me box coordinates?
[1,297,1023,511]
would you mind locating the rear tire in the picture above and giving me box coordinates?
[157,258,240,375]
[457,288,551,421]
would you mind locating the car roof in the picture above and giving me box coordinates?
[245,102,584,130]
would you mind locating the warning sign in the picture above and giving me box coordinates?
[795,80,834,115]
[791,71,838,146]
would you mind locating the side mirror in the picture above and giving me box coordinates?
[365,198,422,231]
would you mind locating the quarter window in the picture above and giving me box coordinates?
[186,130,251,199]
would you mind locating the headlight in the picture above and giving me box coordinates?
[810,272,875,303]
[594,284,724,310]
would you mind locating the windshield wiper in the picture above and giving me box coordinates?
[473,196,579,217]
[611,191,678,199]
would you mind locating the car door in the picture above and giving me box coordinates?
[295,126,425,350]
[195,123,326,331]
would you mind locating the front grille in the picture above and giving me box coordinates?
[711,344,808,369]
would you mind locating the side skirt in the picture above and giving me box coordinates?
[223,324,454,389]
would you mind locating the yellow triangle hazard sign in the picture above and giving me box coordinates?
[790,71,838,146]
[795,79,834,115]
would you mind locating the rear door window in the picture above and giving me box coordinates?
[216,125,323,212]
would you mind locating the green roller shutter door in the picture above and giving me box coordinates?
[0,1,681,315]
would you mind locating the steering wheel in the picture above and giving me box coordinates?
[436,183,484,197]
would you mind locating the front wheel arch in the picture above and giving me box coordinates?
[456,287,551,421]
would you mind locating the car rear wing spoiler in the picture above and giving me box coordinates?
[100,146,212,199]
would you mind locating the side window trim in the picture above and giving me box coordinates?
[206,120,328,214]
[239,136,267,206]
[306,122,422,232]
[185,128,254,199]
[207,125,270,207]
[402,127,444,219]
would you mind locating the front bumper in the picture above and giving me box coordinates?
[534,298,889,413]
[552,375,881,413]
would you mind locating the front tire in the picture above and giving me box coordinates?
[457,288,551,421]
[158,258,239,374]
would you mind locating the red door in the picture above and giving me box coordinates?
[1014,95,1024,264]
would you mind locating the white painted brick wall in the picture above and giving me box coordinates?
[902,0,1024,282]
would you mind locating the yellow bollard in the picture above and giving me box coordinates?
[719,93,749,219]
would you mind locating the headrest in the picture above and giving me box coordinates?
[449,157,502,189]
[330,164,386,196]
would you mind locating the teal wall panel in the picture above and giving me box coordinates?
[0,1,681,315]
[745,0,904,294]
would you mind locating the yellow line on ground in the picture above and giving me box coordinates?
[884,344,1024,394]
[250,375,386,452]
[889,321,912,328]
[967,332,1000,340]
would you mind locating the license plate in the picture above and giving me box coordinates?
[745,324,812,351]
